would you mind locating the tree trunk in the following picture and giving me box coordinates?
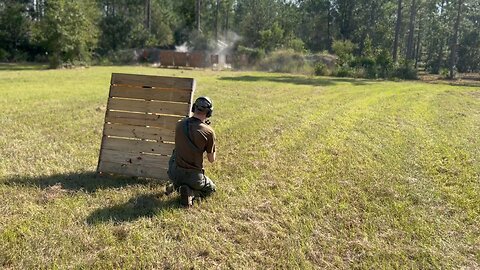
[415,18,423,69]
[145,0,151,33]
[449,0,463,79]
[224,1,229,41]
[327,0,332,51]
[393,0,403,64]
[215,0,219,41]
[196,0,201,32]
[406,0,417,60]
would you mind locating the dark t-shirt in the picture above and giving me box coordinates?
[174,117,216,171]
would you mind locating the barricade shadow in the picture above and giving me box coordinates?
[219,75,370,86]
[4,171,164,193]
[86,193,182,224]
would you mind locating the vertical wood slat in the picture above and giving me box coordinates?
[97,73,195,179]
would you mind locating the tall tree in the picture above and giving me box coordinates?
[33,0,99,67]
[196,0,201,31]
[393,0,403,63]
[0,0,31,61]
[448,0,464,78]
[406,0,418,60]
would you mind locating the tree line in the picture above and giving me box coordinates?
[0,0,478,77]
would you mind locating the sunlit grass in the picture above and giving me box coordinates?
[1,65,479,268]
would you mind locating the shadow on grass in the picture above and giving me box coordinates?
[87,193,182,224]
[0,62,48,71]
[4,171,162,193]
[219,75,370,86]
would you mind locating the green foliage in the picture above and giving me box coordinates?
[314,62,329,76]
[0,48,10,62]
[287,38,306,53]
[256,49,311,74]
[332,40,356,66]
[33,0,99,67]
[333,65,354,77]
[394,60,418,80]
[259,22,284,52]
[375,49,394,78]
[234,45,266,67]
[0,0,31,61]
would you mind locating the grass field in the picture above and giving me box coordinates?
[1,65,479,269]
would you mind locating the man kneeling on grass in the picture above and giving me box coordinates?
[166,96,216,207]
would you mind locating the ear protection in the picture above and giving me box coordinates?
[191,96,213,118]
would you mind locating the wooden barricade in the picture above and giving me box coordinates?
[189,52,206,68]
[160,50,175,66]
[97,73,195,179]
[175,52,188,67]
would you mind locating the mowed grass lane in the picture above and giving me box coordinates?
[0,66,479,268]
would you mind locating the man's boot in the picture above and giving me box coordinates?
[179,185,193,207]
[165,183,174,195]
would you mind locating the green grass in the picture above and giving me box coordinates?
[0,65,479,269]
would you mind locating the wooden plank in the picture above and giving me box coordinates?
[105,111,182,129]
[111,73,194,89]
[108,98,189,116]
[109,85,192,103]
[100,149,170,168]
[98,160,169,180]
[102,137,175,155]
[103,123,175,142]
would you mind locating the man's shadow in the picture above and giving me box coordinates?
[86,193,181,224]
[5,171,183,224]
[5,171,155,193]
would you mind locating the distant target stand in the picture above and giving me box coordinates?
[96,73,195,179]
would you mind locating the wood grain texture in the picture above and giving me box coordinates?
[100,149,170,168]
[98,160,169,179]
[102,137,175,155]
[111,73,194,89]
[103,123,175,142]
[109,85,192,103]
[108,98,189,116]
[98,73,194,178]
[105,111,182,129]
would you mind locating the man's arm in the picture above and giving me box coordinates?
[207,152,216,163]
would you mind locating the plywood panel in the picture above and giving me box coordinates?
[108,98,189,116]
[109,85,192,103]
[100,149,170,168]
[111,73,193,89]
[103,123,175,142]
[102,137,175,155]
[98,161,169,179]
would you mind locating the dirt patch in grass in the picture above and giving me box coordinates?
[466,91,480,98]
[419,73,480,87]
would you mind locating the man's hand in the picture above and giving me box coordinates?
[207,152,216,163]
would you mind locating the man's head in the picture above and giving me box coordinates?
[192,96,213,118]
